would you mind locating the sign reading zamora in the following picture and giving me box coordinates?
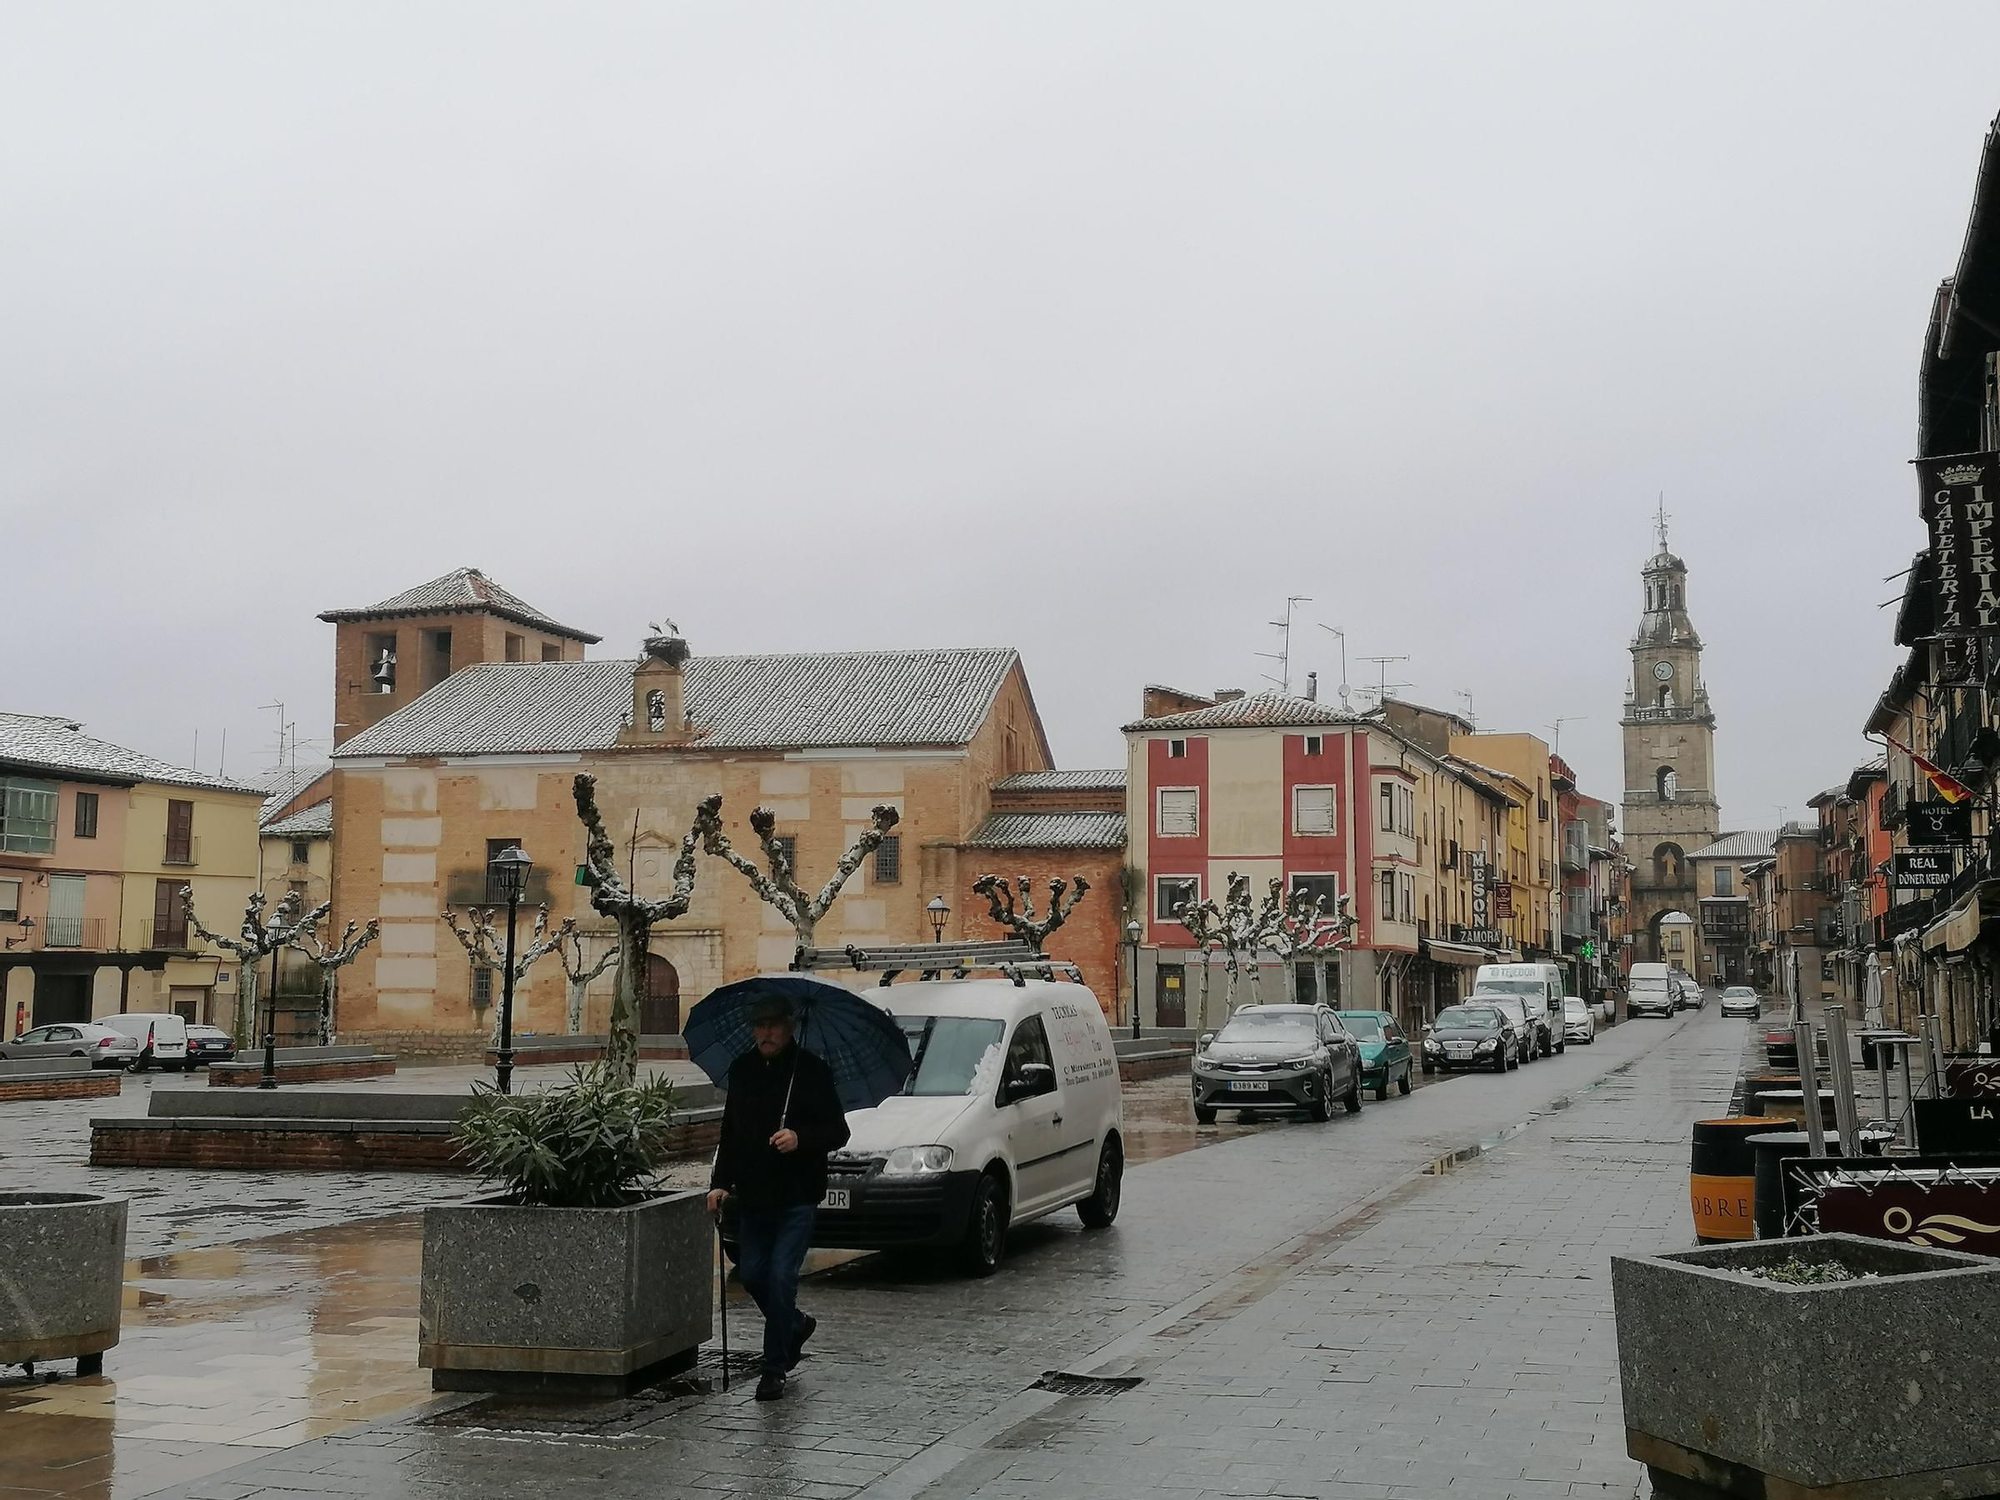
[1918,449,2000,635]
[1893,848,1954,890]
[1907,800,1975,847]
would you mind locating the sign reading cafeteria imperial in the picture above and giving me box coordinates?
[1918,450,2000,636]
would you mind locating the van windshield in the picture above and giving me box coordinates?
[894,1015,1004,1097]
[1473,980,1545,998]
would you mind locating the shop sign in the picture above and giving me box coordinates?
[1916,449,2000,637]
[1908,800,1975,846]
[1893,848,1953,890]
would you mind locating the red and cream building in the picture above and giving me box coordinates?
[1123,687,1509,1034]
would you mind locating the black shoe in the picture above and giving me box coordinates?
[787,1314,817,1371]
[754,1372,786,1402]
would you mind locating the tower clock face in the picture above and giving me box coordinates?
[1652,660,1675,681]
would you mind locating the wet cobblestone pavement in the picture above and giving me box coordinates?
[0,1007,1742,1500]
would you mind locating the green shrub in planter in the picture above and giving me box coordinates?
[423,1066,708,1394]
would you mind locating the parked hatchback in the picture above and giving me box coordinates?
[1335,1009,1414,1099]
[1719,987,1760,1019]
[1561,996,1596,1044]
[0,1023,140,1068]
[1420,1002,1518,1074]
[1192,1005,1363,1123]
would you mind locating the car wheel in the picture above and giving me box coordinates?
[1373,1072,1389,1102]
[1307,1085,1332,1123]
[958,1170,1009,1277]
[1194,1103,1217,1125]
[1343,1071,1363,1113]
[1397,1064,1413,1095]
[1420,1059,1434,1077]
[1492,1047,1509,1074]
[1078,1139,1122,1229]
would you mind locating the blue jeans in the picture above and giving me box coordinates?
[734,1202,815,1376]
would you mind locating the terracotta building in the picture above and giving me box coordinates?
[322,574,1120,1053]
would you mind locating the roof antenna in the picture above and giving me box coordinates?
[1256,596,1311,693]
[1357,655,1410,710]
[1455,689,1477,727]
[1317,624,1350,707]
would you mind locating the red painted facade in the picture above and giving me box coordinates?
[1146,734,1209,946]
[1281,731,1349,909]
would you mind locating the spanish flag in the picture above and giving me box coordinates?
[1882,732,1975,804]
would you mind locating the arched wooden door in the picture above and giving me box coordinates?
[642,954,680,1036]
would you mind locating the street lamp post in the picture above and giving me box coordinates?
[1126,920,1144,1039]
[259,940,285,1090]
[926,894,950,943]
[490,845,533,1094]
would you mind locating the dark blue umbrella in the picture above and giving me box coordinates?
[683,974,913,1115]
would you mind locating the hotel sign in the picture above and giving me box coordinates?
[1917,450,2000,637]
[1907,800,1974,847]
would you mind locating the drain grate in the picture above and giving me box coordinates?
[1030,1371,1142,1397]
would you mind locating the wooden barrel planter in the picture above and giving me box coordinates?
[1689,1118,1766,1244]
[1741,1073,1799,1116]
[1759,1088,1839,1129]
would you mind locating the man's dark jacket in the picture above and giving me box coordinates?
[710,1042,852,1211]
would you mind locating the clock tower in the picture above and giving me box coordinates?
[1620,511,1721,962]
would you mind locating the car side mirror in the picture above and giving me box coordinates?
[1197,1032,1215,1050]
[1003,1062,1055,1103]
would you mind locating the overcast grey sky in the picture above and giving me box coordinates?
[5,4,1995,825]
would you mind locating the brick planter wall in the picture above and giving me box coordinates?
[90,1111,722,1174]
[0,1073,121,1103]
[208,1059,397,1087]
[479,1042,690,1067]
[1118,1050,1193,1083]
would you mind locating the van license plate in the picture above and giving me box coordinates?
[819,1190,850,1210]
[1232,1081,1269,1092]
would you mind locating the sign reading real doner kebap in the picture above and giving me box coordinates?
[1917,450,2000,636]
[1893,848,1953,890]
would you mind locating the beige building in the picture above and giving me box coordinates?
[0,713,264,1037]
[1447,731,1559,959]
[323,575,1065,1054]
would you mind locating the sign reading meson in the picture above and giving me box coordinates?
[1917,450,2000,636]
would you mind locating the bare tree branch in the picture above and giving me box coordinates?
[288,915,380,1044]
[700,800,900,965]
[972,874,1092,953]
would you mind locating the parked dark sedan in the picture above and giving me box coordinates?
[184,1024,237,1065]
[1419,1002,1520,1075]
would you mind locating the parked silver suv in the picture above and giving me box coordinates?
[1192,1005,1364,1124]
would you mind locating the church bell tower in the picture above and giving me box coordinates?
[1620,507,1722,961]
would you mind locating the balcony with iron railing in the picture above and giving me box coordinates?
[42,916,106,949]
[162,835,200,867]
[133,918,192,951]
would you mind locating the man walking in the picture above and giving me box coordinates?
[706,994,850,1401]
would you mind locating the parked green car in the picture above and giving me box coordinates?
[1335,1010,1414,1100]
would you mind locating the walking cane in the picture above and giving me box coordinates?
[716,1219,729,1392]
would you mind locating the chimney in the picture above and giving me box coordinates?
[1215,688,1246,702]
[1304,671,1318,701]
[620,631,691,745]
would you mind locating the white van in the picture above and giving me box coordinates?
[99,1012,191,1070]
[815,978,1124,1276]
[1628,962,1675,1019]
[1470,963,1566,1056]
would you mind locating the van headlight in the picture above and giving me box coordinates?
[881,1145,954,1177]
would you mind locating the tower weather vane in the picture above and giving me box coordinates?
[1654,493,1671,552]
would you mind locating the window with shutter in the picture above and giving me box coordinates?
[74,791,99,839]
[1155,876,1200,920]
[1292,786,1336,835]
[1157,788,1199,837]
[1379,870,1395,922]
[1379,783,1394,832]
[873,835,901,885]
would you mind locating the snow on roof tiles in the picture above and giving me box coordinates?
[0,713,265,795]
[263,798,333,839]
[1122,690,1369,732]
[962,811,1127,850]
[333,649,1024,758]
[317,567,600,643]
[1685,829,1780,861]
[991,769,1126,792]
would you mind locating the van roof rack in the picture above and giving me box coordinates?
[795,939,1083,987]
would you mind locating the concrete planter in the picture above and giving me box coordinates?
[1613,1233,2000,1498]
[418,1188,711,1394]
[0,1192,128,1372]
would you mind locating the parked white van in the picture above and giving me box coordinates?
[98,1012,191,1070]
[1628,963,1675,1019]
[815,978,1124,1276]
[1470,963,1566,1056]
